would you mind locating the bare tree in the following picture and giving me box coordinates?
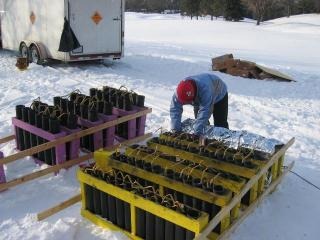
[285,0,294,17]
[244,0,278,25]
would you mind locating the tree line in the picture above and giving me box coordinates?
[126,0,320,25]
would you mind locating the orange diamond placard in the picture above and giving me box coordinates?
[30,11,36,24]
[91,11,103,25]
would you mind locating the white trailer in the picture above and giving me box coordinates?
[0,0,125,64]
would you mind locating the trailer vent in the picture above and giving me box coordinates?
[30,11,36,25]
[91,11,103,25]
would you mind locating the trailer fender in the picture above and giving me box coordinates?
[28,42,48,64]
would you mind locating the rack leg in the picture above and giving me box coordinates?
[0,151,6,187]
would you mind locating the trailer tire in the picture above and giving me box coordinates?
[30,45,41,64]
[19,42,29,59]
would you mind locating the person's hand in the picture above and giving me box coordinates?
[199,135,207,147]
[171,129,182,134]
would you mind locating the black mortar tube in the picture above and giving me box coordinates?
[15,105,25,150]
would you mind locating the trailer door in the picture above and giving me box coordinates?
[69,0,122,55]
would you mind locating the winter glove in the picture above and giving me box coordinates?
[199,135,207,147]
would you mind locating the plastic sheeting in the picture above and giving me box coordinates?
[181,119,284,157]
[58,18,81,52]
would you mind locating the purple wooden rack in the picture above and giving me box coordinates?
[61,127,81,160]
[98,114,117,147]
[78,118,103,151]
[133,106,148,137]
[0,151,6,185]
[12,118,67,165]
[113,107,138,141]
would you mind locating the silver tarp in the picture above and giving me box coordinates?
[181,119,283,156]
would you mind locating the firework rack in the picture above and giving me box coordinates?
[77,132,295,240]
[0,86,152,192]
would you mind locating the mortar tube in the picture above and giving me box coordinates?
[35,113,45,161]
[80,104,89,120]
[137,95,145,107]
[175,225,186,240]
[182,175,193,206]
[165,220,175,240]
[42,114,52,165]
[97,101,104,114]
[145,193,155,240]
[174,172,184,202]
[70,92,78,102]
[53,96,61,107]
[124,95,132,111]
[135,159,144,168]
[131,93,138,105]
[96,90,103,101]
[192,178,203,210]
[123,182,132,232]
[22,107,31,149]
[106,177,117,224]
[67,100,75,114]
[67,114,78,130]
[185,208,200,239]
[164,169,175,195]
[28,108,38,158]
[87,109,97,152]
[60,98,68,113]
[136,207,146,238]
[143,162,153,186]
[117,95,124,110]
[15,105,25,150]
[155,216,165,240]
[114,180,125,229]
[89,109,98,122]
[89,88,97,97]
[74,102,80,115]
[100,190,109,219]
[59,114,68,128]
[91,184,102,217]
[103,102,113,116]
[84,183,95,213]
[49,117,60,165]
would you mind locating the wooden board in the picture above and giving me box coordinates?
[0,135,15,144]
[0,133,152,192]
[0,153,93,192]
[37,194,82,221]
[255,63,295,82]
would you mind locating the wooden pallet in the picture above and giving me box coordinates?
[36,137,295,240]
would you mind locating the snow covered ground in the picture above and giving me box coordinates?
[0,13,320,240]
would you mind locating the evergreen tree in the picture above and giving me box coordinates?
[200,0,215,20]
[200,0,225,20]
[297,0,316,13]
[180,0,201,19]
[224,0,244,21]
[191,0,202,19]
[180,0,193,16]
[212,0,226,19]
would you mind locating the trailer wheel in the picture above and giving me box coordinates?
[19,43,29,58]
[30,45,41,64]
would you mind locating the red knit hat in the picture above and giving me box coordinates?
[176,79,196,104]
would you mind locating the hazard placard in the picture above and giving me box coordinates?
[91,11,103,25]
[30,11,36,24]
